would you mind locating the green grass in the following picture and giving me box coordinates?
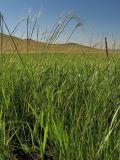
[0,53,120,160]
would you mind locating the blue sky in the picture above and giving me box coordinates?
[0,0,120,48]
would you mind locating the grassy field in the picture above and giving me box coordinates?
[0,53,120,160]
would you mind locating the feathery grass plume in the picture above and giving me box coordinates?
[66,21,83,43]
[29,14,37,40]
[43,11,76,53]
[26,10,41,53]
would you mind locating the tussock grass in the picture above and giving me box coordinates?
[0,53,120,160]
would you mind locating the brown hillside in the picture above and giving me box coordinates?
[0,33,104,54]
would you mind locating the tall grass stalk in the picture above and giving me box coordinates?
[2,17,29,78]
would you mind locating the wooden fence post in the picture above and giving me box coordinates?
[105,37,109,58]
[0,12,3,55]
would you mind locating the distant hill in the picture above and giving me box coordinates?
[0,33,104,54]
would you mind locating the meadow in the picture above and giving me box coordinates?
[0,53,120,160]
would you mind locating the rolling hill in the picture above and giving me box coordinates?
[0,33,104,54]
